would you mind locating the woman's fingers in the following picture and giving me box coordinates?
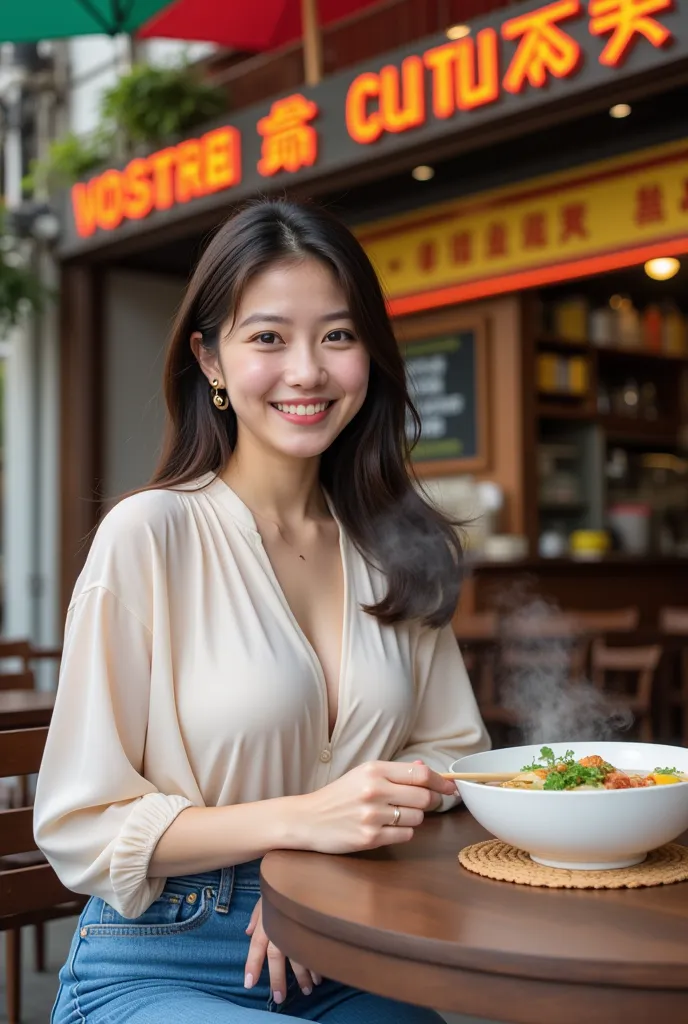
[290,959,316,995]
[266,941,289,1004]
[244,898,268,989]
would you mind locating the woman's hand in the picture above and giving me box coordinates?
[299,759,456,855]
[244,897,321,1005]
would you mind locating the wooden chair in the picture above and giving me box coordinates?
[590,640,663,743]
[0,671,34,693]
[0,727,86,1024]
[570,607,640,636]
[0,641,33,673]
[658,608,688,746]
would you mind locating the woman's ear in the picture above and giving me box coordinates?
[190,331,222,385]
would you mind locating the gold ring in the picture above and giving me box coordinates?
[390,805,401,827]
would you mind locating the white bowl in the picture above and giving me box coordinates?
[450,742,688,869]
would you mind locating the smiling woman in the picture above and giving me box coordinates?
[34,198,489,1024]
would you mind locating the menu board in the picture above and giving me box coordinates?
[403,331,479,465]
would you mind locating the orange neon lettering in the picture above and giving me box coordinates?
[122,158,154,221]
[345,72,382,144]
[71,181,98,238]
[502,0,583,93]
[149,148,177,210]
[95,170,123,231]
[379,56,425,133]
[486,222,508,257]
[589,0,672,66]
[456,28,500,110]
[257,95,319,176]
[175,140,204,203]
[560,201,588,241]
[523,211,548,247]
[635,184,664,224]
[203,127,241,192]
[424,43,457,119]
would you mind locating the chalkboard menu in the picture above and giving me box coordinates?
[403,330,481,467]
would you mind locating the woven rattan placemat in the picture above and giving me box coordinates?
[459,839,688,889]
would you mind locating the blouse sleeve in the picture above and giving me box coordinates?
[33,585,193,919]
[394,623,491,810]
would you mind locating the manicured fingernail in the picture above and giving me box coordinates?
[312,974,322,985]
[273,991,284,1004]
[244,973,254,989]
[301,986,313,996]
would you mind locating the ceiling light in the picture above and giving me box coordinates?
[446,24,471,40]
[412,165,435,181]
[609,103,631,119]
[644,257,680,281]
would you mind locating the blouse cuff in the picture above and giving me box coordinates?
[110,793,194,918]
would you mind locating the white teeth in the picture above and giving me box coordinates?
[274,401,331,415]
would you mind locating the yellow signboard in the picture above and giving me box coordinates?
[357,140,688,316]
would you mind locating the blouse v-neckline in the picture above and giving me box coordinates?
[206,473,350,744]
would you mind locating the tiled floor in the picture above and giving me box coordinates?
[0,918,501,1023]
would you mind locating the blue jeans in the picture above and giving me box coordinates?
[52,859,444,1023]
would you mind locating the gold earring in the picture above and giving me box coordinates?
[210,378,229,411]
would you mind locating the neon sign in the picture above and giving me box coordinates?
[68,0,676,240]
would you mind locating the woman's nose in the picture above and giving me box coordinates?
[282,345,327,389]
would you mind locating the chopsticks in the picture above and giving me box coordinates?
[440,771,519,782]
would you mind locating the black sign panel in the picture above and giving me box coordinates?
[404,332,477,463]
[58,0,688,257]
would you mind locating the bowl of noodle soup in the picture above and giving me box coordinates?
[449,742,688,869]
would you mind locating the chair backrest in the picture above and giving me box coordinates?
[0,670,34,693]
[571,608,640,634]
[0,639,33,670]
[591,640,662,711]
[0,727,77,919]
[453,611,498,641]
[659,607,688,636]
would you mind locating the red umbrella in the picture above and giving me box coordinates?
[138,0,385,85]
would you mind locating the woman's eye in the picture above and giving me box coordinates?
[324,329,354,343]
[254,332,281,345]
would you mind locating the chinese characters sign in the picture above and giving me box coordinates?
[357,140,688,316]
[64,0,685,249]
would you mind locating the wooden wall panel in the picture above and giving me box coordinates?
[59,264,103,620]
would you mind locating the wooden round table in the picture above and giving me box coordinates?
[261,808,688,1024]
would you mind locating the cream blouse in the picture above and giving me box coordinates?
[34,473,489,919]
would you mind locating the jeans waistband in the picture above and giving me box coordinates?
[169,858,262,914]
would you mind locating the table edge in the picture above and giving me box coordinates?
[260,867,688,991]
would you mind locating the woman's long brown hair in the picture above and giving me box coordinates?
[151,199,463,627]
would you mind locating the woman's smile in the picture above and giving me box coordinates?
[269,399,336,425]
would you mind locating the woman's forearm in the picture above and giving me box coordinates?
[148,795,311,878]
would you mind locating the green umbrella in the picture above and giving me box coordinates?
[0,1,172,41]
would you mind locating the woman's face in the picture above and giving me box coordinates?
[195,258,370,462]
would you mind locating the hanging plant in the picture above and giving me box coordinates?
[100,63,229,148]
[23,128,114,196]
[0,219,46,335]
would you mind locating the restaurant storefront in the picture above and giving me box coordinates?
[56,0,688,621]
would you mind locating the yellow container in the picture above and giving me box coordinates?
[570,530,610,560]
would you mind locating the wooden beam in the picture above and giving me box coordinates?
[301,0,323,86]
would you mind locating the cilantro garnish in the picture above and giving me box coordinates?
[520,746,575,772]
[653,766,680,775]
[520,747,610,789]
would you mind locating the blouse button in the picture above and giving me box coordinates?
[319,748,332,763]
